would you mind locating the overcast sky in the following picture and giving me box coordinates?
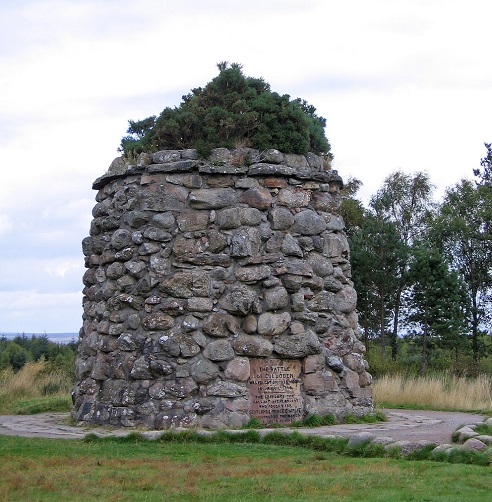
[0,0,490,334]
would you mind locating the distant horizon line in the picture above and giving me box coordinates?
[0,331,79,335]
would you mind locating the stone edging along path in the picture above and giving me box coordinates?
[1,409,491,457]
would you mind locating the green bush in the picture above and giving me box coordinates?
[120,62,331,158]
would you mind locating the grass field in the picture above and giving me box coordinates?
[373,373,492,412]
[0,435,491,502]
[0,361,72,415]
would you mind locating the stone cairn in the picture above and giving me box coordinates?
[72,147,373,429]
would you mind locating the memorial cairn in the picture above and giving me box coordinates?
[71,147,373,429]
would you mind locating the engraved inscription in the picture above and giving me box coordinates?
[248,358,303,425]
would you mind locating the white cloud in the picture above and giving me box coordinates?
[0,290,82,333]
[0,0,491,331]
[0,214,13,235]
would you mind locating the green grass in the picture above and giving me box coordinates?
[474,423,492,436]
[245,411,387,429]
[0,434,490,501]
[8,396,72,415]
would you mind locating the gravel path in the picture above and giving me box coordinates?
[0,409,486,443]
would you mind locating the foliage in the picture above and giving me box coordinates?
[473,142,492,186]
[430,178,492,363]
[404,245,468,373]
[350,214,406,354]
[340,176,365,237]
[0,334,78,375]
[120,62,331,157]
[369,171,435,359]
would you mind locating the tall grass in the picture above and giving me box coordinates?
[373,373,492,412]
[0,360,73,414]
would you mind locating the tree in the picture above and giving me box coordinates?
[340,177,365,238]
[431,179,492,363]
[369,171,435,359]
[120,62,331,157]
[404,246,468,374]
[473,142,492,186]
[350,215,406,357]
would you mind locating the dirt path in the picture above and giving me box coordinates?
[0,409,486,443]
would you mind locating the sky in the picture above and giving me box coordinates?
[0,0,491,333]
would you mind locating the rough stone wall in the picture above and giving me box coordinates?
[72,147,373,429]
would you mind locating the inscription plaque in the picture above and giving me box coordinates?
[248,358,303,425]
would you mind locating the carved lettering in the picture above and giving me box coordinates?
[248,358,303,425]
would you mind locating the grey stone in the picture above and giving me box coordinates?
[176,211,209,231]
[182,149,199,160]
[187,297,214,312]
[130,355,174,379]
[235,265,271,283]
[303,354,325,373]
[303,370,338,395]
[292,210,326,235]
[257,312,291,336]
[230,231,253,257]
[203,313,240,338]
[218,284,258,315]
[189,188,238,209]
[159,332,201,358]
[190,358,220,384]
[150,255,171,276]
[124,260,146,277]
[307,252,334,277]
[142,313,174,331]
[203,340,235,361]
[281,234,303,257]
[160,272,210,298]
[148,160,197,173]
[242,315,257,334]
[198,163,248,174]
[306,152,324,169]
[124,211,150,228]
[274,330,321,358]
[106,262,125,279]
[241,208,262,226]
[74,147,372,430]
[224,357,251,381]
[278,188,310,208]
[327,356,345,373]
[117,333,144,351]
[141,187,187,212]
[138,242,160,255]
[152,150,181,164]
[234,334,273,357]
[262,149,284,164]
[206,381,248,398]
[248,163,295,176]
[347,432,376,448]
[240,188,273,210]
[152,212,176,228]
[269,207,294,230]
[207,230,228,253]
[163,378,198,398]
[263,286,289,311]
[216,208,242,229]
[143,227,172,242]
[323,232,348,258]
[325,214,345,231]
[209,147,231,162]
[111,229,132,250]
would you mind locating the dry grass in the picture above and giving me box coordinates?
[0,361,73,414]
[373,373,492,412]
